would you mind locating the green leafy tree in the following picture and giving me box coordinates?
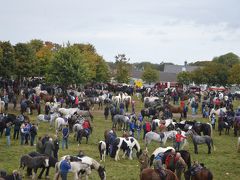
[15,43,35,78]
[142,65,159,84]
[212,52,240,68]
[114,54,130,83]
[0,41,15,78]
[228,64,240,84]
[177,71,192,85]
[29,39,44,53]
[46,45,91,87]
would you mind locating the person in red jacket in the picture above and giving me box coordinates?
[82,119,91,135]
[175,129,186,151]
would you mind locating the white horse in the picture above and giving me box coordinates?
[58,108,79,116]
[112,137,141,161]
[143,96,159,104]
[60,155,106,180]
[37,112,60,127]
[55,116,69,131]
[98,141,106,162]
[54,160,91,180]
[144,130,187,150]
[209,107,227,118]
[150,146,175,166]
[152,119,174,128]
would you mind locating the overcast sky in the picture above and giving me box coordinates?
[1,0,240,65]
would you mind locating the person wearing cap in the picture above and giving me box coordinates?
[60,156,71,180]
[138,150,149,173]
[175,130,186,151]
[175,152,187,180]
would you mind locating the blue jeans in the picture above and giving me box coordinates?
[60,172,68,180]
[6,136,10,146]
[20,133,25,145]
[62,138,68,150]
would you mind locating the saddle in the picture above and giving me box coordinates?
[190,165,203,176]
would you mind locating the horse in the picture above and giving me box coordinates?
[149,147,174,166]
[77,127,92,144]
[192,122,213,137]
[152,119,175,130]
[27,151,58,179]
[25,100,41,115]
[40,93,53,102]
[104,129,117,155]
[54,160,92,180]
[187,129,215,154]
[184,163,213,180]
[110,137,142,161]
[233,116,240,136]
[144,131,187,150]
[218,115,232,135]
[98,141,106,162]
[140,168,178,180]
[37,112,60,127]
[55,116,69,131]
[112,114,130,130]
[209,107,227,117]
[167,104,183,119]
[60,155,106,180]
[19,154,49,179]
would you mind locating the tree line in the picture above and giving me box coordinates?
[177,52,240,86]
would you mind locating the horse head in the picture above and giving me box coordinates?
[43,156,49,167]
[98,165,106,180]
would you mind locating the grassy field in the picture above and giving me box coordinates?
[0,97,240,180]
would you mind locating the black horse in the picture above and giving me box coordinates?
[19,154,49,179]
[218,116,232,135]
[27,152,58,179]
[193,122,212,137]
[77,128,92,144]
[184,163,213,180]
[0,113,16,137]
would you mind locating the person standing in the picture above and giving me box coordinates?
[5,123,11,147]
[53,135,60,160]
[175,130,186,151]
[30,123,38,146]
[36,136,43,154]
[136,120,142,140]
[44,138,55,157]
[62,125,69,150]
[104,106,109,120]
[3,93,9,112]
[175,152,187,180]
[60,155,71,180]
[13,118,21,140]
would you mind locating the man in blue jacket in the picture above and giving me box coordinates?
[60,155,71,180]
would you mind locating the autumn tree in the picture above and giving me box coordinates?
[142,65,159,84]
[114,54,130,83]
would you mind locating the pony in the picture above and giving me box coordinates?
[187,129,215,154]
[112,114,130,130]
[60,155,106,180]
[144,131,187,150]
[55,116,69,131]
[19,154,49,179]
[27,151,58,179]
[54,160,91,180]
[209,107,227,117]
[140,168,178,180]
[149,147,174,166]
[111,137,142,161]
[233,115,240,136]
[218,115,232,135]
[152,119,175,130]
[193,122,213,137]
[104,129,117,155]
[77,127,92,144]
[37,112,60,127]
[98,141,106,162]
[184,163,213,180]
[166,104,183,119]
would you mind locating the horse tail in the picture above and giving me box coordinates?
[211,138,216,151]
[98,141,102,160]
[207,123,213,137]
[149,154,155,166]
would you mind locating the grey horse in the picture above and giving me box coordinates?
[112,114,130,130]
[187,129,215,154]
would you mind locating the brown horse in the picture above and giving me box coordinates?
[167,104,183,119]
[140,168,178,180]
[233,117,240,136]
[40,93,53,102]
[184,165,213,180]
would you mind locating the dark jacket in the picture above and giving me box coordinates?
[44,140,55,157]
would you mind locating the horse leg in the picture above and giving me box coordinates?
[129,149,133,160]
[38,167,45,179]
[86,136,88,144]
[207,142,211,154]
[194,143,198,154]
[115,149,120,161]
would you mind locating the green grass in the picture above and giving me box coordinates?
[0,98,240,180]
